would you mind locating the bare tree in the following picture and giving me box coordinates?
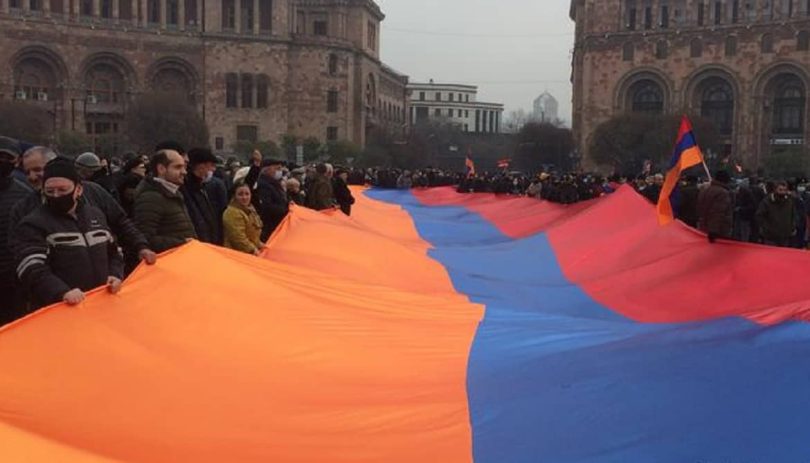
[502,109,530,134]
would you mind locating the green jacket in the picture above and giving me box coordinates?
[133,177,197,253]
[756,194,797,242]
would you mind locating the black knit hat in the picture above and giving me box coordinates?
[44,157,80,184]
[0,136,21,158]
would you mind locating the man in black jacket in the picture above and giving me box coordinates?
[0,139,34,324]
[253,159,289,241]
[181,148,223,245]
[11,159,124,311]
[11,150,156,275]
[333,168,355,216]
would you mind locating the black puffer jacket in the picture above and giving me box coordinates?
[11,202,124,308]
[0,177,32,287]
[10,181,149,255]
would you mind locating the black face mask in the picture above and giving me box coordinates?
[0,161,15,178]
[45,191,77,215]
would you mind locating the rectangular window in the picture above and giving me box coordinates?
[628,7,637,29]
[225,73,238,108]
[222,0,235,29]
[81,0,92,15]
[241,75,253,108]
[732,0,739,23]
[449,93,454,102]
[241,0,254,32]
[465,110,469,117]
[327,90,338,112]
[100,0,112,17]
[714,1,722,24]
[644,6,652,28]
[698,2,705,25]
[167,0,178,24]
[367,21,377,50]
[435,92,441,101]
[259,0,272,31]
[184,0,196,25]
[314,20,327,36]
[661,5,669,27]
[447,108,453,117]
[236,125,258,143]
[215,137,224,150]
[327,126,338,141]
[118,0,131,20]
[419,92,425,101]
[465,94,469,102]
[434,108,441,116]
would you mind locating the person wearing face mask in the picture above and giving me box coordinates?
[253,158,289,241]
[181,148,224,245]
[0,138,34,324]
[222,181,264,255]
[756,180,797,248]
[10,158,124,312]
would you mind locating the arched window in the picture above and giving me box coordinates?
[725,36,738,57]
[798,31,810,51]
[622,42,634,62]
[328,54,338,75]
[690,38,703,58]
[656,40,668,59]
[241,74,253,108]
[13,57,57,101]
[773,76,806,135]
[700,78,734,135]
[225,73,237,108]
[85,64,124,104]
[762,33,774,53]
[256,74,269,109]
[629,79,664,114]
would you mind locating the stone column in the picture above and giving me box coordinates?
[252,0,258,34]
[234,0,240,32]
[22,0,29,12]
[160,0,166,27]
[178,0,184,29]
[112,0,118,20]
[73,0,80,17]
[1,0,8,15]
[43,0,51,16]
[92,0,99,17]
[141,0,147,26]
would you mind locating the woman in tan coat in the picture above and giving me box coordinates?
[223,181,265,255]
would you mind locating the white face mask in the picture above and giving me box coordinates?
[203,171,214,183]
[273,170,283,181]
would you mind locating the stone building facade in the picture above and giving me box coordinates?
[0,0,408,155]
[407,81,504,134]
[570,0,810,169]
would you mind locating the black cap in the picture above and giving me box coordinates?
[261,158,284,168]
[0,136,21,158]
[187,147,218,166]
[44,157,80,184]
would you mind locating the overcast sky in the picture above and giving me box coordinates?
[376,0,575,124]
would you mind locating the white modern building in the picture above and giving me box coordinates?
[407,80,504,134]
[532,91,559,123]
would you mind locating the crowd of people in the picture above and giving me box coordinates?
[1,135,807,326]
[0,138,355,325]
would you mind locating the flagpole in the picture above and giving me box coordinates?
[701,159,713,182]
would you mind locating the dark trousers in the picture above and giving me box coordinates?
[339,204,352,216]
[0,284,28,327]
